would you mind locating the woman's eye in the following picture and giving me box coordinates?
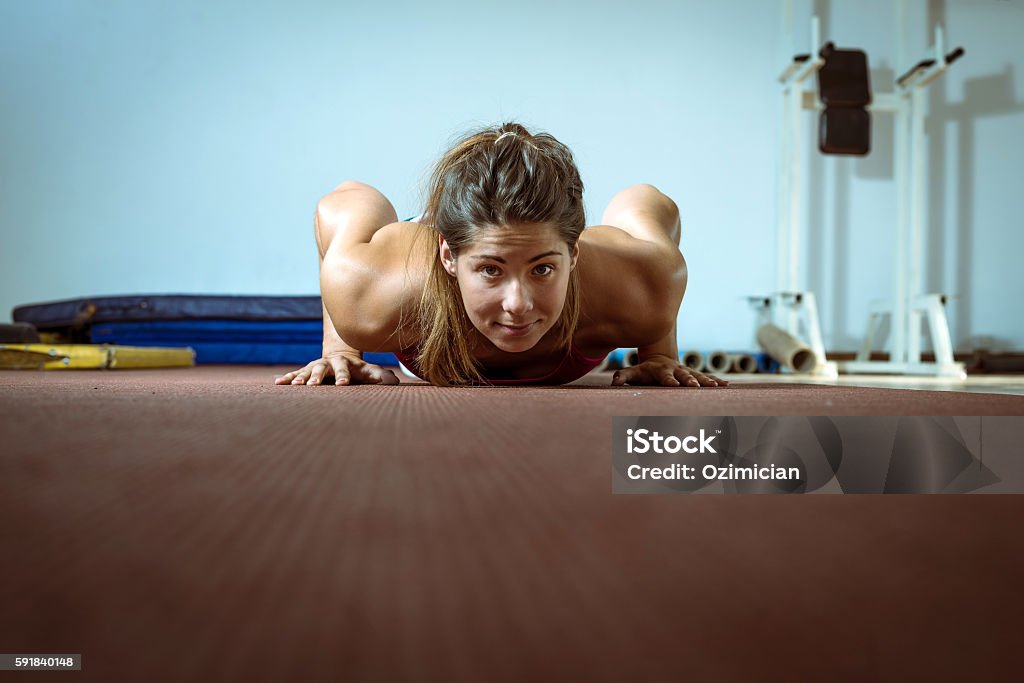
[535,265,554,276]
[481,265,500,277]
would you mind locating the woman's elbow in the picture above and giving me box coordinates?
[659,251,687,308]
[655,257,687,327]
[671,252,688,292]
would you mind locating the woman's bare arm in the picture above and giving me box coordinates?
[275,182,405,386]
[319,220,427,353]
[595,184,725,387]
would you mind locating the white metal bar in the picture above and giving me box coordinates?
[801,292,828,367]
[917,25,948,88]
[919,294,957,364]
[837,360,966,379]
[908,310,922,361]
[857,312,879,361]
[787,82,802,294]
[909,84,927,364]
[892,89,910,364]
[787,2,965,380]
[776,86,789,297]
[867,93,900,113]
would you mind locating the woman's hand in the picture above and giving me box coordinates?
[611,354,728,388]
[274,351,400,386]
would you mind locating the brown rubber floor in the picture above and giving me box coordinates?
[2,367,1022,681]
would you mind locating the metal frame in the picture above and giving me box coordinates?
[763,15,836,377]
[771,9,965,379]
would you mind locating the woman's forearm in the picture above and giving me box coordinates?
[321,301,363,358]
[636,322,679,363]
[636,256,685,363]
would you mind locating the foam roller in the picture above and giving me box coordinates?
[704,351,731,374]
[681,351,705,371]
[730,354,758,373]
[756,324,817,373]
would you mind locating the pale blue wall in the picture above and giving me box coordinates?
[1,0,1021,352]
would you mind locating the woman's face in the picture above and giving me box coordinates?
[440,223,579,353]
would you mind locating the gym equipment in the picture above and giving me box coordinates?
[704,351,731,374]
[0,343,195,370]
[757,323,817,373]
[597,349,740,374]
[765,7,966,379]
[0,322,40,343]
[11,294,399,367]
[681,350,705,371]
[816,43,873,155]
[748,292,832,376]
[729,354,759,374]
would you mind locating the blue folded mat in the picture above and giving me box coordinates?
[13,294,400,366]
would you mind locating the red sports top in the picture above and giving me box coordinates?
[392,344,606,385]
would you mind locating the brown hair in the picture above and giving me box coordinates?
[404,122,586,386]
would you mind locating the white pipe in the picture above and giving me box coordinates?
[682,350,705,371]
[705,351,732,374]
[757,324,817,373]
[788,78,802,296]
[730,354,759,374]
[893,75,910,364]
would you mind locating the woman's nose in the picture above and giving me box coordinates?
[502,280,533,314]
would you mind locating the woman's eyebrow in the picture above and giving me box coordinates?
[470,251,562,264]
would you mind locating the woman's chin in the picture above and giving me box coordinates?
[488,336,537,353]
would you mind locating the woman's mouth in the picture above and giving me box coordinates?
[496,322,535,336]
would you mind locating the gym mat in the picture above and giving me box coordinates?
[13,294,323,327]
[2,366,1022,681]
[12,294,399,366]
[0,343,195,369]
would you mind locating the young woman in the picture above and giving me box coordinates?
[275,122,727,388]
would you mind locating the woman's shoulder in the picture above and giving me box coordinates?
[364,219,435,272]
[575,225,683,347]
[578,224,682,272]
[323,220,433,351]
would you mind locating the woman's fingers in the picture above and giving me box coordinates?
[695,371,726,386]
[377,368,401,385]
[351,363,400,385]
[679,370,704,387]
[662,369,681,386]
[307,361,328,386]
[611,369,633,386]
[274,361,325,386]
[612,365,730,388]
[331,358,351,386]
[667,366,696,386]
[674,368,727,387]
